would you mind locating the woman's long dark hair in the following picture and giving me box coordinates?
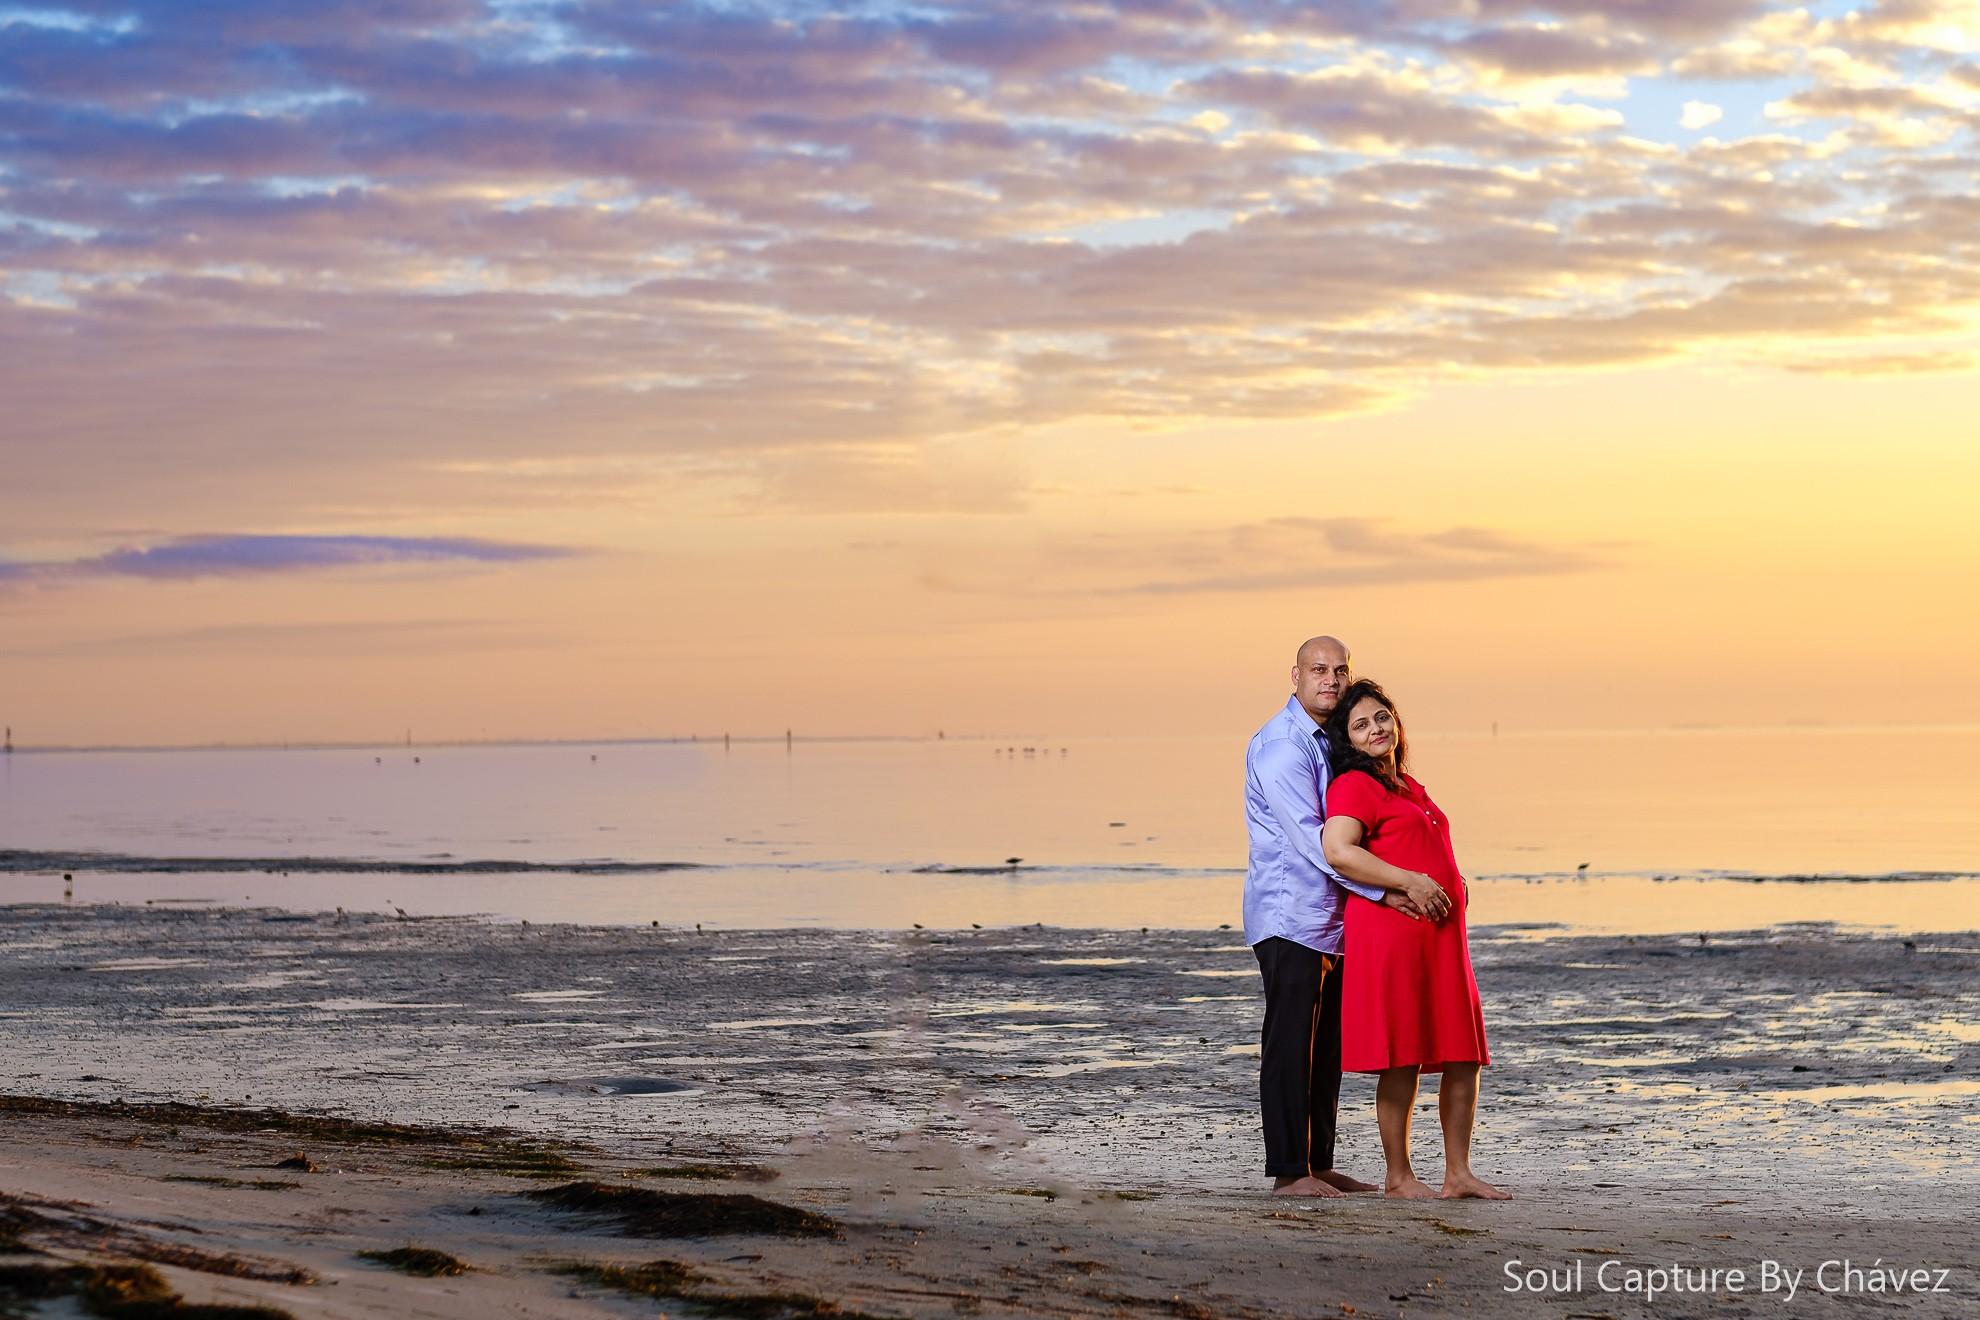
[1323,678,1410,794]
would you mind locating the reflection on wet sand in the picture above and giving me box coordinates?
[0,904,1972,1215]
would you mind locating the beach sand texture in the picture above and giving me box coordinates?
[1,905,1974,1316]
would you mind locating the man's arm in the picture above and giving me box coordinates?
[1252,736,1386,903]
[1321,814,1451,921]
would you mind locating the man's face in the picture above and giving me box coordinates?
[1292,641,1351,723]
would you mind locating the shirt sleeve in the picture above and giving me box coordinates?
[1254,739,1385,903]
[1322,768,1383,829]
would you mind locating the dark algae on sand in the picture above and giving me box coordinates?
[524,1181,839,1238]
[0,1261,293,1319]
[545,1259,885,1318]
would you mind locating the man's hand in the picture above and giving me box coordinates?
[1399,871,1451,922]
[1381,889,1424,921]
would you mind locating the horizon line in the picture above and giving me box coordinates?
[9,720,1980,756]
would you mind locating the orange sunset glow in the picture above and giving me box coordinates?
[4,0,1979,745]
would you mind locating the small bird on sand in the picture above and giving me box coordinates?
[912,923,924,930]
[1577,862,1590,871]
[395,907,408,920]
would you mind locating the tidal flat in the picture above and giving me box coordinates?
[0,904,1973,1316]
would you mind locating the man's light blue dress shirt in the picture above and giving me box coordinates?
[1243,694,1385,954]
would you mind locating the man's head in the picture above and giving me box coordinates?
[1291,635,1352,723]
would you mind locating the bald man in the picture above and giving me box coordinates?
[1243,636,1439,1197]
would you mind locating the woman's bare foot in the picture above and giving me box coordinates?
[1316,1169,1379,1193]
[1385,1174,1438,1200]
[1439,1172,1512,1200]
[1272,1175,1345,1198]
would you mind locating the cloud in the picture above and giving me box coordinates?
[744,444,1033,515]
[5,0,1980,530]
[1443,23,1658,83]
[1184,65,1570,156]
[0,534,581,584]
[1770,350,1976,376]
[919,517,1608,598]
[1681,101,1724,129]
[0,618,555,658]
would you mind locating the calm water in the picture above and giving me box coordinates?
[3,727,1977,930]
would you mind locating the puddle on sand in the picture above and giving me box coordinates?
[1524,1012,1732,1027]
[88,958,207,972]
[1914,1017,1980,1044]
[221,970,327,990]
[929,1001,1079,1018]
[309,998,465,1013]
[521,1075,700,1097]
[163,1004,307,1017]
[512,989,607,1001]
[1028,1059,1158,1078]
[1038,957,1146,966]
[1756,1079,1980,1105]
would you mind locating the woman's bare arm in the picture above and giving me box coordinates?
[1321,815,1451,921]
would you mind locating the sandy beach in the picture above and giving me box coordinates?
[2,904,1975,1316]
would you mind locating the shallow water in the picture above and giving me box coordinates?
[5,728,1979,885]
[7,868,1978,935]
[7,728,1979,930]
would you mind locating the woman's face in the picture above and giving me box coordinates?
[1344,694,1398,759]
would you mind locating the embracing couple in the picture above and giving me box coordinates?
[1242,635,1510,1201]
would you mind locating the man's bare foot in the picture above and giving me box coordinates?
[1272,1175,1346,1198]
[1439,1173,1512,1200]
[1385,1174,1437,1200]
[1315,1168,1379,1193]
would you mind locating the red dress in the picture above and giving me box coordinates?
[1327,769,1490,1073]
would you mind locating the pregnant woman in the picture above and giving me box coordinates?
[1320,678,1509,1201]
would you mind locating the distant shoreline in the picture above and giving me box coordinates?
[0,732,960,755]
[11,720,1980,755]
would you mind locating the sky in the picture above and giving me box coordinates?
[3,0,1979,745]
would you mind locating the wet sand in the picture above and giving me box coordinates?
[1,905,1975,1315]
[3,1093,1973,1319]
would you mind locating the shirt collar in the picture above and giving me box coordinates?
[1284,693,1324,735]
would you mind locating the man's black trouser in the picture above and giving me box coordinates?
[1254,936,1343,1178]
